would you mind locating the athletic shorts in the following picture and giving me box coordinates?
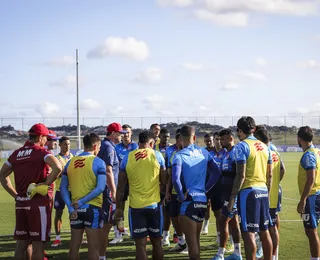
[180,201,207,223]
[269,208,279,227]
[129,203,163,239]
[14,200,51,242]
[221,181,237,218]
[302,193,320,229]
[102,187,116,224]
[70,205,103,229]
[54,191,67,210]
[169,194,181,218]
[237,187,270,232]
[207,178,223,211]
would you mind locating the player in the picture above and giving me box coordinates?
[60,133,106,260]
[296,126,320,260]
[115,130,167,260]
[0,123,62,260]
[46,130,60,151]
[51,136,74,247]
[155,128,171,157]
[172,125,222,260]
[111,124,138,243]
[254,128,286,260]
[228,117,273,260]
[97,122,127,259]
[150,123,161,145]
[212,129,242,260]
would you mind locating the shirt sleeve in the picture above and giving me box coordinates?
[155,151,166,169]
[62,160,71,176]
[120,153,129,171]
[92,157,107,175]
[172,153,184,201]
[132,142,139,150]
[235,142,249,164]
[301,152,317,171]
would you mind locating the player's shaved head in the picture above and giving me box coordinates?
[254,129,269,144]
[180,125,195,140]
[237,116,256,135]
[83,133,100,149]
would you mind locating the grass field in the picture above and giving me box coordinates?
[0,152,317,259]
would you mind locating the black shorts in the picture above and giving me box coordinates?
[180,201,207,222]
[70,205,103,229]
[169,194,181,218]
[129,203,163,239]
[102,187,115,224]
[208,178,223,211]
[54,191,67,210]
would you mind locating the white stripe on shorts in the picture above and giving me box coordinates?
[38,206,47,241]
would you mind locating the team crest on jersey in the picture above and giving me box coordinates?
[74,159,85,168]
[135,150,148,161]
[254,142,264,151]
[272,153,279,163]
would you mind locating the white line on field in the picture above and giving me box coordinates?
[282,197,299,202]
[281,219,301,222]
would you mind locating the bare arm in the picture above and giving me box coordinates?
[159,167,168,185]
[44,155,62,185]
[230,163,246,199]
[116,170,127,212]
[280,161,286,181]
[266,163,273,191]
[166,168,173,194]
[107,165,116,200]
[0,163,17,199]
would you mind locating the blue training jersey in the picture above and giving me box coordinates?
[221,146,237,185]
[208,148,226,170]
[172,144,211,203]
[165,144,178,168]
[115,141,138,162]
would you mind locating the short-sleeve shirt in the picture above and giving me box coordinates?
[115,141,138,162]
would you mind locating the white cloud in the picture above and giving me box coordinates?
[49,75,85,92]
[300,59,319,69]
[157,0,195,7]
[182,62,204,71]
[36,102,60,117]
[87,37,150,61]
[221,82,239,91]
[81,99,103,110]
[106,106,130,116]
[194,9,248,27]
[238,70,268,81]
[256,57,267,66]
[134,67,163,84]
[44,56,74,66]
[143,94,166,110]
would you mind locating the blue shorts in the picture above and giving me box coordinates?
[237,187,270,232]
[70,205,103,229]
[169,194,181,218]
[102,187,115,224]
[269,186,282,227]
[54,191,67,210]
[221,182,237,218]
[207,178,223,211]
[129,203,163,239]
[302,193,320,229]
[180,201,207,222]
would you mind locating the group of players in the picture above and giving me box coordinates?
[0,116,320,260]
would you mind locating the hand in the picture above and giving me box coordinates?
[114,209,124,221]
[297,200,306,214]
[72,200,82,210]
[111,192,116,202]
[227,197,235,213]
[69,210,78,220]
[178,190,189,202]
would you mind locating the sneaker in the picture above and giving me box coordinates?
[211,255,224,260]
[180,246,189,255]
[201,228,209,235]
[169,243,187,252]
[225,243,234,253]
[172,236,179,243]
[82,239,88,244]
[51,240,61,247]
[162,236,170,246]
[225,254,242,260]
[122,228,130,236]
[109,236,123,244]
[256,245,263,259]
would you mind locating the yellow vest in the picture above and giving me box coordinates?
[298,147,320,196]
[67,154,102,207]
[126,148,161,208]
[242,139,269,190]
[55,153,73,191]
[270,151,281,208]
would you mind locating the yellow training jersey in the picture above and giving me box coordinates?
[298,146,320,196]
[270,150,281,208]
[236,137,270,190]
[67,154,103,207]
[55,153,73,191]
[124,148,165,208]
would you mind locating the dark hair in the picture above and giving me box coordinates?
[219,129,235,137]
[122,124,132,129]
[29,135,38,142]
[204,132,214,138]
[139,130,155,144]
[150,123,160,130]
[268,133,273,142]
[213,131,219,137]
[59,136,70,145]
[237,116,256,135]
[254,129,269,144]
[255,124,267,132]
[180,125,195,138]
[175,128,181,139]
[160,128,169,135]
[298,126,313,142]
[83,133,101,149]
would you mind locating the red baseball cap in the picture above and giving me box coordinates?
[107,122,128,134]
[29,123,49,136]
[48,130,60,141]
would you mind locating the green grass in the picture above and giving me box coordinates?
[0,153,317,259]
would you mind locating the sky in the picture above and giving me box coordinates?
[0,0,320,129]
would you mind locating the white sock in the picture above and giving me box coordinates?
[229,235,234,245]
[272,256,276,260]
[310,258,320,260]
[163,230,169,238]
[275,245,279,259]
[99,256,106,260]
[56,235,61,240]
[178,235,186,245]
[203,220,209,229]
[234,243,241,256]
[217,247,226,257]
[113,225,119,236]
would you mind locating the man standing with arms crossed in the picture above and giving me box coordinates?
[296,126,320,260]
[60,133,106,260]
[228,116,273,260]
[51,136,74,247]
[115,130,167,260]
[172,125,222,260]
[98,122,127,260]
[0,123,62,260]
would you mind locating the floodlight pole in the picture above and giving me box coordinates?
[76,49,81,149]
